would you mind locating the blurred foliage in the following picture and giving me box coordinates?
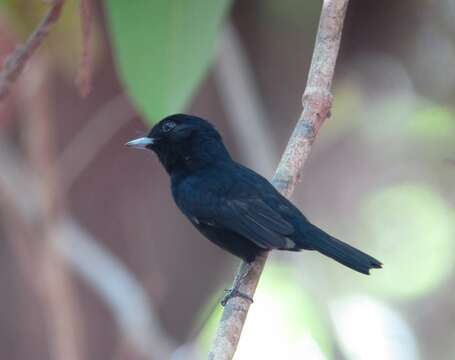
[360,184,455,299]
[199,263,332,359]
[104,0,232,124]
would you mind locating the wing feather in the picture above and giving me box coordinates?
[211,198,295,249]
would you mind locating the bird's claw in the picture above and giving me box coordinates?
[221,287,253,307]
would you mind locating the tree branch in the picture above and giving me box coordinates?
[208,0,350,358]
[0,0,65,101]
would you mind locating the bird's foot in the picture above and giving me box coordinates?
[221,287,253,307]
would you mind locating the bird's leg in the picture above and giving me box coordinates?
[221,262,254,307]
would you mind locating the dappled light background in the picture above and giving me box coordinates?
[1,0,455,359]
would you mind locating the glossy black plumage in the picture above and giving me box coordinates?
[126,114,382,275]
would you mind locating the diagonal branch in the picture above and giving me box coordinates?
[0,0,65,101]
[208,0,350,359]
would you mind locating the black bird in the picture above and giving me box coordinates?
[126,114,382,303]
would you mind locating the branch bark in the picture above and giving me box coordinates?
[0,0,65,101]
[208,0,350,359]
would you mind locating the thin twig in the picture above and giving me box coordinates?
[77,0,93,97]
[208,1,350,359]
[0,0,65,101]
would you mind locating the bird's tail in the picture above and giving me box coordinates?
[303,223,382,275]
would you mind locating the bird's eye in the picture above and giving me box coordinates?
[162,121,176,133]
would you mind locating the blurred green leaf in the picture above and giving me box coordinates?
[360,184,455,299]
[105,0,232,124]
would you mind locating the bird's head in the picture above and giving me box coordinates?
[126,114,230,174]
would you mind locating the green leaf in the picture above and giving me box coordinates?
[105,0,232,124]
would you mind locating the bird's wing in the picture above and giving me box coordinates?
[212,197,296,250]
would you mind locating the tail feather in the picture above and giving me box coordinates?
[302,223,382,275]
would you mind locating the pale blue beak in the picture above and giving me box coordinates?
[125,137,155,149]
